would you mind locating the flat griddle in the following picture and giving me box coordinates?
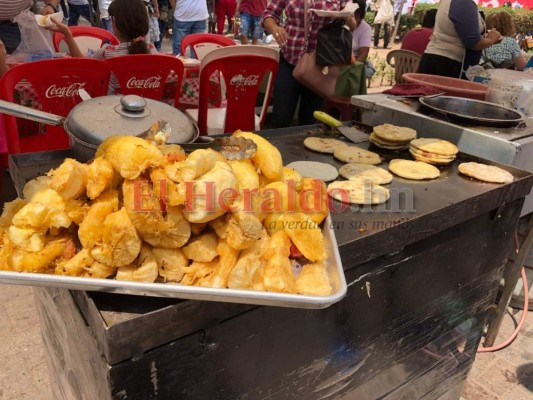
[8,129,533,271]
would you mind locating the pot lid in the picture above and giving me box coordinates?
[65,95,198,147]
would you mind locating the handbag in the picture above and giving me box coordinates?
[316,20,353,66]
[292,0,342,99]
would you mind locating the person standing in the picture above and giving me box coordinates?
[263,0,356,128]
[418,0,503,78]
[236,0,266,44]
[215,0,237,35]
[67,0,92,26]
[0,0,60,54]
[169,0,208,55]
[352,0,374,78]
[371,0,394,49]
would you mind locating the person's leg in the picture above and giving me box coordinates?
[172,19,192,55]
[239,12,251,44]
[155,18,167,50]
[298,85,324,126]
[60,0,69,18]
[226,0,236,33]
[215,0,225,34]
[0,23,22,54]
[191,19,207,35]
[67,3,81,26]
[272,56,302,128]
[101,18,113,33]
[251,15,262,45]
[79,4,92,24]
[373,24,380,48]
[383,23,390,49]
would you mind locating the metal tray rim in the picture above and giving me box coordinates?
[0,215,346,309]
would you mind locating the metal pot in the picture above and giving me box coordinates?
[0,95,199,161]
[419,95,525,128]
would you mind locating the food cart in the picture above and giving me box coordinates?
[3,121,533,399]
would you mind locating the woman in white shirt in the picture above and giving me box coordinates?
[352,0,374,77]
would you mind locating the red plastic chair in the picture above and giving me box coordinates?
[0,58,111,155]
[180,33,235,60]
[185,46,279,135]
[53,26,120,54]
[105,54,185,107]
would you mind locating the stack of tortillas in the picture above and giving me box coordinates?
[409,138,458,165]
[304,137,347,154]
[369,124,417,150]
[458,162,514,184]
[388,159,440,180]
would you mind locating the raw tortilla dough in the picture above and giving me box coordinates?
[286,161,339,182]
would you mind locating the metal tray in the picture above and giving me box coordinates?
[4,150,346,308]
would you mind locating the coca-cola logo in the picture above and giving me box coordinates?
[45,82,87,99]
[229,74,260,87]
[126,76,162,89]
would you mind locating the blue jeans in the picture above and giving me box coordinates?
[172,19,207,56]
[154,19,167,51]
[67,3,92,26]
[272,55,324,128]
[0,22,21,54]
[101,18,113,33]
[239,13,263,40]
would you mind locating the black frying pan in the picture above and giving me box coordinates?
[419,96,525,128]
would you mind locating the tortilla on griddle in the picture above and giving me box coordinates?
[458,162,513,184]
[339,163,393,184]
[303,137,347,154]
[334,146,381,165]
[388,159,440,180]
[373,124,417,143]
[327,179,390,205]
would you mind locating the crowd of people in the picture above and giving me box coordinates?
[0,0,530,128]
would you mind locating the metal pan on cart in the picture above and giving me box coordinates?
[419,95,525,128]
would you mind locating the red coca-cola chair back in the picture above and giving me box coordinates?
[53,26,120,53]
[105,54,185,107]
[196,46,279,135]
[180,33,235,60]
[0,58,110,154]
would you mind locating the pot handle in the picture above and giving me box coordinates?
[0,99,65,126]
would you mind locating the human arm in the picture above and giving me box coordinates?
[46,19,84,58]
[449,0,502,51]
[169,0,175,10]
[41,0,61,15]
[262,0,289,46]
[152,0,160,18]
[0,40,8,78]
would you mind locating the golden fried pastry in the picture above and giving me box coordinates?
[281,212,326,262]
[295,262,332,296]
[229,159,260,191]
[260,231,295,293]
[182,232,218,262]
[226,212,264,250]
[97,135,165,179]
[152,247,189,283]
[233,130,283,181]
[48,158,89,200]
[87,157,115,199]
[115,244,158,283]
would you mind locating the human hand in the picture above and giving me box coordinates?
[0,40,6,62]
[273,26,288,46]
[154,9,160,18]
[486,28,503,44]
[40,4,56,15]
[46,17,72,37]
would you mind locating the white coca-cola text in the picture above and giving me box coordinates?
[44,82,87,99]
[126,76,162,89]
[229,74,260,87]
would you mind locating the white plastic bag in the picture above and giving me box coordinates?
[11,10,55,63]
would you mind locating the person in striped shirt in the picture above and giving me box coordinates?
[0,0,60,54]
[48,0,158,94]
